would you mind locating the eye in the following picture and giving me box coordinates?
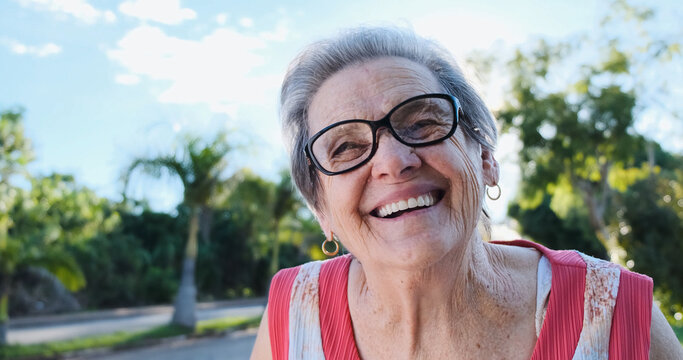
[406,117,444,134]
[412,118,440,127]
[331,141,370,159]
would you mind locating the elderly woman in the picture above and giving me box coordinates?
[251,28,682,359]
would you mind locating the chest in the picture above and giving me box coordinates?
[268,247,652,360]
[349,300,538,360]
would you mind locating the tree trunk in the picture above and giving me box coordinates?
[199,206,213,244]
[0,272,10,345]
[577,180,626,264]
[171,207,199,329]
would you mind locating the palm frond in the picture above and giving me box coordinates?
[123,157,190,198]
[123,132,233,210]
[22,246,86,291]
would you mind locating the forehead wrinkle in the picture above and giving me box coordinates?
[308,57,443,134]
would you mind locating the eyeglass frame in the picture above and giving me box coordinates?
[304,93,462,176]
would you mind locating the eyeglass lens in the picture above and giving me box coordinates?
[311,96,455,174]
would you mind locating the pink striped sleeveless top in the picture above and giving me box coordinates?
[268,240,652,359]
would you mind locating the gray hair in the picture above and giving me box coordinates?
[280,27,497,213]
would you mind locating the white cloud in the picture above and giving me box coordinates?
[115,73,140,85]
[239,17,253,28]
[16,0,116,24]
[2,38,62,57]
[215,13,228,25]
[258,20,290,42]
[118,0,196,25]
[412,11,524,60]
[107,23,289,114]
[103,10,117,23]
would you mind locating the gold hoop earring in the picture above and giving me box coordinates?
[322,231,339,256]
[486,184,501,200]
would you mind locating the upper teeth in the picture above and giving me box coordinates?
[377,193,435,218]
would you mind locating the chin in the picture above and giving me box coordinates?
[381,232,461,270]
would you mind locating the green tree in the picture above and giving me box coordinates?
[497,0,680,262]
[494,0,683,317]
[0,109,33,182]
[0,174,118,344]
[508,196,609,260]
[71,210,185,309]
[615,154,683,319]
[1,110,117,344]
[0,109,29,343]
[498,41,651,262]
[124,133,231,329]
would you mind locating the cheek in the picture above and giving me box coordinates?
[427,137,484,224]
[320,173,368,232]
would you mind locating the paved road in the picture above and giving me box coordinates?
[9,304,265,345]
[76,329,257,360]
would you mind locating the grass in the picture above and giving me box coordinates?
[0,315,261,360]
[196,315,261,335]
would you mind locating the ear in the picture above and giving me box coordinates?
[481,147,500,187]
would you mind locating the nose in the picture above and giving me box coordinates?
[370,129,422,180]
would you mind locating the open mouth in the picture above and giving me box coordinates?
[371,190,445,219]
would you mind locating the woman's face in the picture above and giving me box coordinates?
[307,57,498,269]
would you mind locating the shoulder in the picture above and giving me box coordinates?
[649,304,683,359]
[269,255,353,304]
[272,256,353,278]
[266,258,350,360]
[271,255,352,282]
[490,239,586,267]
[250,305,271,360]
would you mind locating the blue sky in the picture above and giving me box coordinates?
[1,0,680,221]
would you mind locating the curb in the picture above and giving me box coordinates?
[10,298,266,329]
[60,324,259,359]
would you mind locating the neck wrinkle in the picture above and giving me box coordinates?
[351,233,516,341]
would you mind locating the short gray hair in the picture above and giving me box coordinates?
[281,27,497,212]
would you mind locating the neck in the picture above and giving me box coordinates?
[349,234,530,351]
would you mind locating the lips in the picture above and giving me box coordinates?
[371,190,444,218]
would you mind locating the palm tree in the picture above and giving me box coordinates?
[123,133,230,329]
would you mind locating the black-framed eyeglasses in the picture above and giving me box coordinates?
[304,93,461,176]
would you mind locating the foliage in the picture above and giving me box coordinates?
[498,39,649,262]
[125,133,231,211]
[497,1,683,318]
[194,205,266,299]
[0,109,33,183]
[616,169,683,320]
[508,197,608,260]
[0,110,121,344]
[0,113,319,329]
[675,324,683,346]
[5,175,119,290]
[6,170,317,313]
[60,169,316,311]
[70,210,185,309]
